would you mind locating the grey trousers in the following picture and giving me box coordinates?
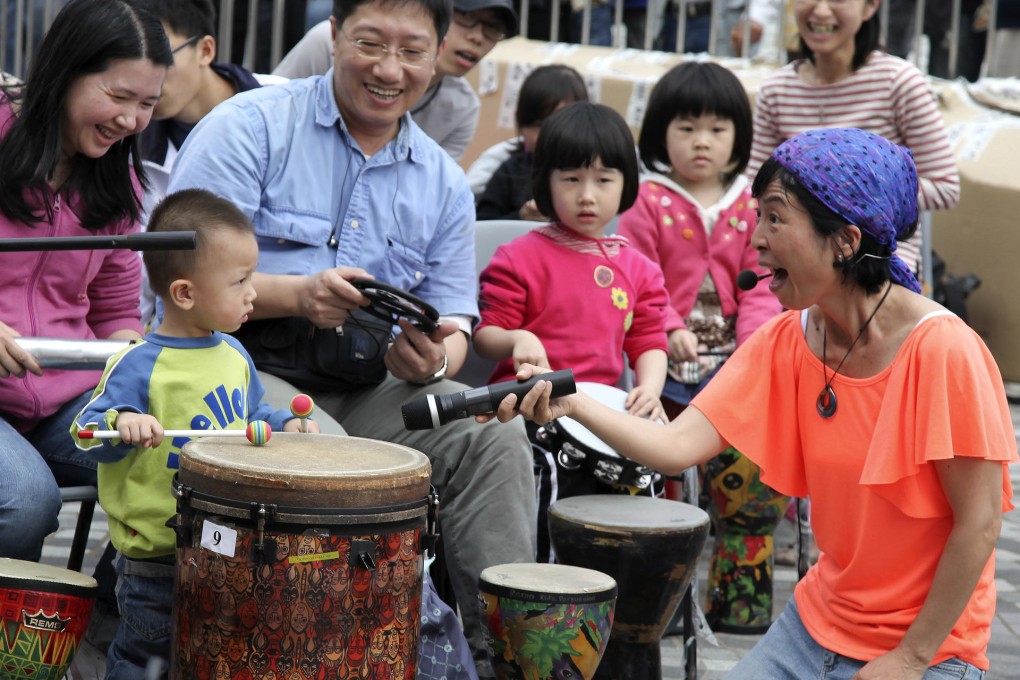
[259,372,538,673]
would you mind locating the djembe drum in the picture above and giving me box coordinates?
[478,563,617,680]
[548,495,709,680]
[0,558,97,679]
[170,433,436,679]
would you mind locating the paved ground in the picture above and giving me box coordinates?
[44,405,1020,678]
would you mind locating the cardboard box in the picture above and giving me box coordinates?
[461,37,776,168]
[932,82,1020,382]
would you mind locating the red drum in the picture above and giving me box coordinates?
[0,557,97,678]
[548,495,709,680]
[478,563,617,680]
[171,434,436,679]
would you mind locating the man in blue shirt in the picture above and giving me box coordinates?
[167,0,537,672]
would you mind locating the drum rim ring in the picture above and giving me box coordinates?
[0,576,97,600]
[173,478,429,525]
[478,581,618,605]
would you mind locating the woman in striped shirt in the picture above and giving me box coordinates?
[748,0,960,274]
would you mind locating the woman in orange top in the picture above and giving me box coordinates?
[490,127,1017,680]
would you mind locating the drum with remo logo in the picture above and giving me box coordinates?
[171,433,436,679]
[548,495,709,680]
[0,557,97,678]
[478,563,617,680]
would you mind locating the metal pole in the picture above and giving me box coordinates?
[644,0,657,50]
[582,0,592,44]
[983,0,998,77]
[707,0,719,55]
[675,0,688,53]
[879,0,890,53]
[520,0,530,39]
[270,0,285,70]
[243,0,259,72]
[741,7,751,59]
[551,0,562,43]
[948,0,962,79]
[913,0,926,69]
[13,0,25,78]
[219,0,235,67]
[613,0,625,47]
[0,0,9,75]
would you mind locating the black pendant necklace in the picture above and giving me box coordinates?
[817,282,893,418]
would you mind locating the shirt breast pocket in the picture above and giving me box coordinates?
[377,237,431,291]
[253,211,332,275]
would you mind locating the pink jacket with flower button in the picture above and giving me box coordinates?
[618,175,781,346]
[0,98,143,431]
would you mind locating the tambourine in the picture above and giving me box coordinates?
[352,278,440,334]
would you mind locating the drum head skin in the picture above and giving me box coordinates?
[555,383,629,458]
[550,495,709,532]
[0,557,98,597]
[180,433,432,508]
[479,563,617,603]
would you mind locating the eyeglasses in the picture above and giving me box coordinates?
[452,10,506,42]
[339,30,434,69]
[171,35,200,55]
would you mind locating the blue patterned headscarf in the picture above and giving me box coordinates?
[772,128,921,294]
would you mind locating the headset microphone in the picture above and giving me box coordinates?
[401,369,576,430]
[737,270,774,291]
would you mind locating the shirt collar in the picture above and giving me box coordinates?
[315,69,421,163]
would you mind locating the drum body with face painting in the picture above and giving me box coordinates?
[170,433,436,679]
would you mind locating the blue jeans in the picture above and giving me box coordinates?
[106,553,174,679]
[727,598,985,679]
[0,389,96,560]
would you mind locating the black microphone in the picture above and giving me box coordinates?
[402,369,576,430]
[737,269,773,291]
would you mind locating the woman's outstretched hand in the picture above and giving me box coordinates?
[476,363,576,426]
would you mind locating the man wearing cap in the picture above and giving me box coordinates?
[273,0,517,161]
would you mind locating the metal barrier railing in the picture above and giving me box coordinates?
[0,0,291,79]
[518,0,996,81]
[0,0,1003,82]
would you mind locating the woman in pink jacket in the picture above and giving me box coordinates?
[0,0,170,562]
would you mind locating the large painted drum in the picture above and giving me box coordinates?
[478,563,617,680]
[548,496,709,680]
[171,433,435,679]
[0,558,97,679]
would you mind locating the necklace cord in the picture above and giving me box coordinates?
[819,281,893,417]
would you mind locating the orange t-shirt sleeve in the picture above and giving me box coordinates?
[862,316,1017,517]
[692,312,810,499]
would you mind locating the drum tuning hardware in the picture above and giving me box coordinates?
[349,540,378,571]
[421,487,441,557]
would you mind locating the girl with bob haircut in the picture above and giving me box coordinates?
[619,60,783,634]
[492,127,1015,680]
[0,0,171,566]
[476,64,589,221]
[475,102,669,561]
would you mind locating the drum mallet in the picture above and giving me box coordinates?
[78,420,273,446]
[289,394,314,433]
